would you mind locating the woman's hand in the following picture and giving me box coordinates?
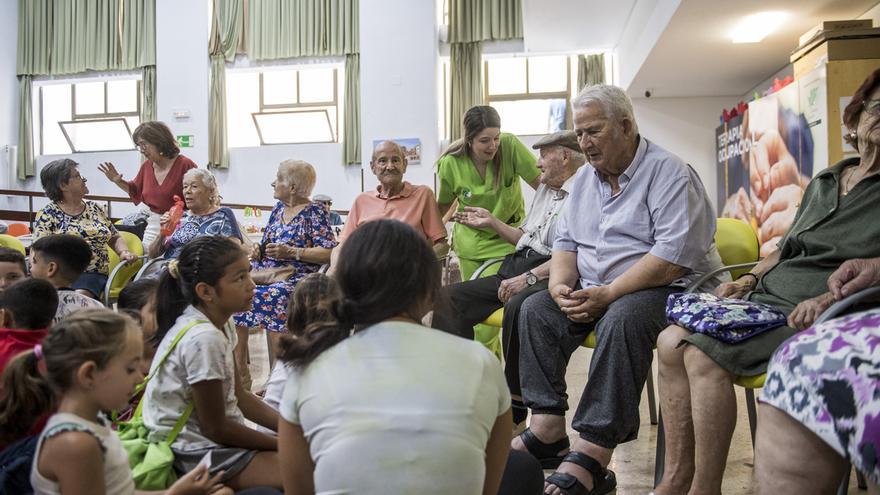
[118,250,138,263]
[165,464,226,495]
[97,162,123,183]
[264,243,291,259]
[787,292,835,330]
[714,277,755,299]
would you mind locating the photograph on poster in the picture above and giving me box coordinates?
[372,138,421,164]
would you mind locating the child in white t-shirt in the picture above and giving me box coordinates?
[142,236,282,491]
[28,234,103,324]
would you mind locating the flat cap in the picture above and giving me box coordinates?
[313,194,333,202]
[532,130,581,153]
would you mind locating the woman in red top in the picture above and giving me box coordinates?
[98,121,198,247]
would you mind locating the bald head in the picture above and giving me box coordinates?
[370,141,408,188]
[371,141,405,163]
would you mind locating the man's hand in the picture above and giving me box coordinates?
[759,184,801,257]
[788,292,835,330]
[571,285,616,320]
[714,277,755,299]
[453,206,497,229]
[551,283,590,322]
[497,274,528,304]
[828,258,880,299]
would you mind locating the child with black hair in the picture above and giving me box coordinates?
[0,247,27,291]
[29,234,102,324]
[143,236,281,491]
[0,278,58,375]
[0,309,230,494]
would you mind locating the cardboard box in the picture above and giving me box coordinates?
[798,19,873,47]
[792,29,880,79]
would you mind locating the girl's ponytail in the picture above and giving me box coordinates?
[0,350,53,445]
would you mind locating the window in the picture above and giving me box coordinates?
[38,78,141,154]
[484,55,572,136]
[226,65,343,148]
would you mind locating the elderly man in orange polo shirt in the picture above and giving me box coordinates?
[330,141,449,270]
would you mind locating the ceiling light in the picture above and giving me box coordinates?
[730,12,788,44]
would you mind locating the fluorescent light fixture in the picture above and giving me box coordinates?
[731,12,787,43]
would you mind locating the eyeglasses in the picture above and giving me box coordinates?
[135,141,149,152]
[865,99,880,116]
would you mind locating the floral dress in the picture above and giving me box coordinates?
[761,309,880,484]
[233,201,336,333]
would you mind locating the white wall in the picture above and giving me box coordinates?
[359,0,440,194]
[631,95,738,211]
[0,0,19,190]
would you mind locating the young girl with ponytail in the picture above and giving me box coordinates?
[143,236,282,491]
[0,309,227,494]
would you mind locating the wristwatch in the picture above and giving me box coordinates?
[525,270,538,286]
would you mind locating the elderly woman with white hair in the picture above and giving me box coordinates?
[233,160,335,366]
[148,168,242,259]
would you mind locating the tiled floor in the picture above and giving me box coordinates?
[247,329,865,495]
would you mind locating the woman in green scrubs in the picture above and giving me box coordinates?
[437,106,541,281]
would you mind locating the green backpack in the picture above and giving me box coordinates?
[116,319,206,490]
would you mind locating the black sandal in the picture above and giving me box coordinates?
[544,451,617,495]
[516,428,570,469]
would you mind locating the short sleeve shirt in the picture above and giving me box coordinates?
[339,182,446,243]
[279,321,510,494]
[33,201,118,274]
[142,306,244,451]
[53,289,104,325]
[127,155,198,214]
[437,133,540,261]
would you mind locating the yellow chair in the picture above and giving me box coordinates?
[103,231,146,307]
[470,258,506,359]
[0,234,26,255]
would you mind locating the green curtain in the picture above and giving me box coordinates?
[141,65,156,123]
[577,53,606,92]
[343,54,360,165]
[448,42,483,142]
[245,0,358,60]
[207,0,244,169]
[446,0,521,141]
[17,76,34,181]
[16,0,156,179]
[447,0,523,43]
[121,0,157,68]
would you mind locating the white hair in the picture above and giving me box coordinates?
[278,159,317,197]
[571,84,639,135]
[183,168,220,206]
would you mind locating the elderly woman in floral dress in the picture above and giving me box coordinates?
[233,159,335,387]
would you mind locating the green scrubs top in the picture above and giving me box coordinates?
[437,133,540,266]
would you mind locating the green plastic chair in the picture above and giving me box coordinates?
[0,234,26,255]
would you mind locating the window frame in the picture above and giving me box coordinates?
[483,56,573,135]
[37,78,142,155]
[245,67,340,146]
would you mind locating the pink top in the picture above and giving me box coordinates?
[127,155,198,213]
[339,181,446,243]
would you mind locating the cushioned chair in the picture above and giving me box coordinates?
[103,231,146,307]
[0,234,26,255]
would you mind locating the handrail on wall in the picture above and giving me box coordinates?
[0,189,346,229]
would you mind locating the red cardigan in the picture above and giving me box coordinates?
[127,155,198,214]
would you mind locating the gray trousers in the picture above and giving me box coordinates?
[518,287,677,449]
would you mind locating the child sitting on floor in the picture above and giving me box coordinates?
[29,234,102,323]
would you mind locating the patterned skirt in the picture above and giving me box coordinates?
[760,309,880,484]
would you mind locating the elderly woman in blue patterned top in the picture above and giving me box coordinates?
[34,159,138,299]
[148,168,242,260]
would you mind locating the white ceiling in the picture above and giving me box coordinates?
[522,0,637,52]
[627,0,879,98]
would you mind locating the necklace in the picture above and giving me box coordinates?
[842,167,864,196]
